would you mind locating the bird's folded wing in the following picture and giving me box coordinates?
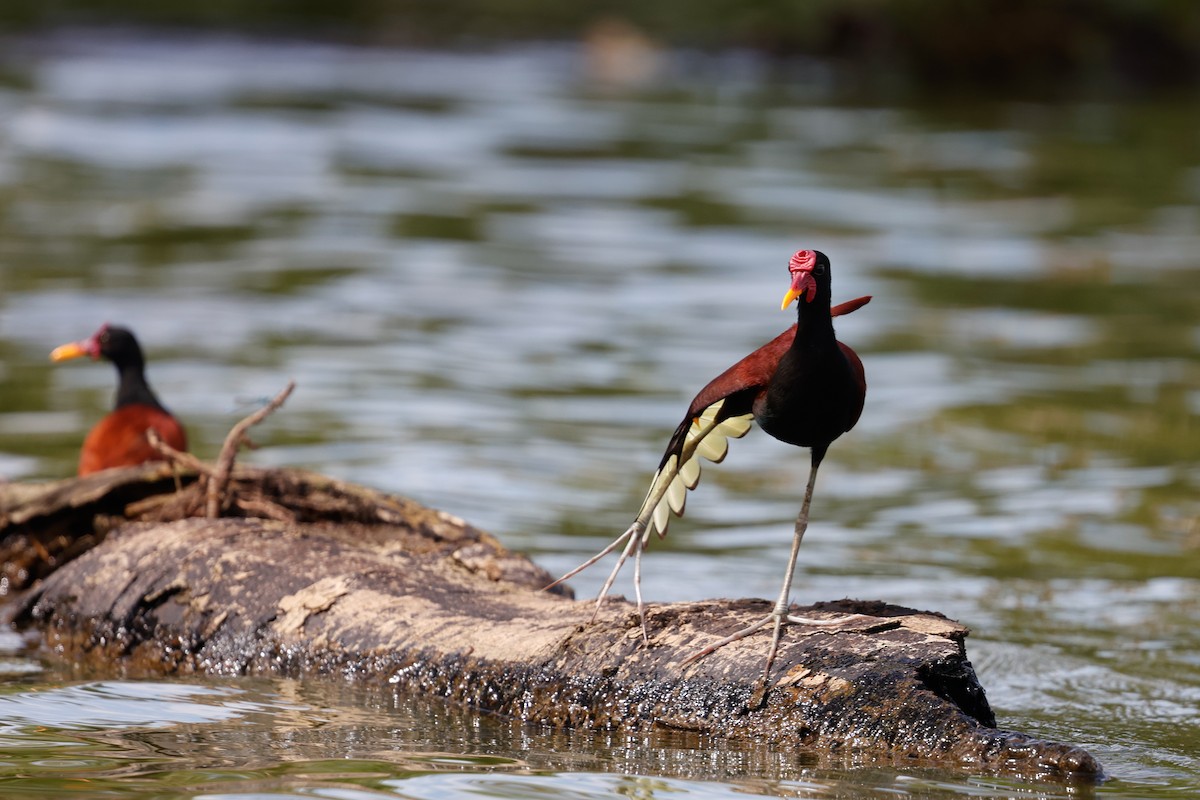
[634,397,754,539]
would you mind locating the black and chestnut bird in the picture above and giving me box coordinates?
[550,249,868,675]
[50,324,188,476]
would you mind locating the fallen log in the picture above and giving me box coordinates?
[1,466,1102,781]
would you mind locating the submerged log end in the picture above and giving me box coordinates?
[521,597,1102,780]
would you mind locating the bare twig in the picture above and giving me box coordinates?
[234,495,297,522]
[206,381,296,519]
[146,429,214,476]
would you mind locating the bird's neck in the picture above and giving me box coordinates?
[113,362,166,411]
[794,298,836,349]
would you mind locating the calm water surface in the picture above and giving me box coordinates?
[0,33,1197,799]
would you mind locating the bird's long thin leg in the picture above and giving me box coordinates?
[544,414,728,591]
[542,525,637,592]
[633,526,649,642]
[760,460,822,681]
[539,512,651,643]
[682,459,840,676]
[592,522,645,620]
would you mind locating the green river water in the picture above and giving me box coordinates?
[0,33,1197,799]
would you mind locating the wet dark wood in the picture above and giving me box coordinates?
[1,468,1102,781]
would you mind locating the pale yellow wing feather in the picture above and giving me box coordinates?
[678,457,701,489]
[695,434,729,462]
[632,397,755,540]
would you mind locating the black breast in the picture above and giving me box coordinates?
[752,344,860,451]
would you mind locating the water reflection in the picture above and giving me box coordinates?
[0,34,1197,798]
[0,675,1101,799]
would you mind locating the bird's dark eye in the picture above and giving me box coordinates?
[814,264,826,275]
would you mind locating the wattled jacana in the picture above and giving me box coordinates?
[550,249,867,676]
[50,324,188,476]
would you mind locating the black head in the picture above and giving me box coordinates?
[94,325,146,368]
[51,324,146,371]
[781,249,832,310]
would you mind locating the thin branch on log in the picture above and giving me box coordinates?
[234,495,297,522]
[146,429,214,476]
[206,381,296,519]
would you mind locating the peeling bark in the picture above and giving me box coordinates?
[1,467,1102,781]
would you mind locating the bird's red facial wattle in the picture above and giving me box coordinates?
[780,249,819,309]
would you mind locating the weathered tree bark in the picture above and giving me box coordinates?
[1,467,1102,781]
